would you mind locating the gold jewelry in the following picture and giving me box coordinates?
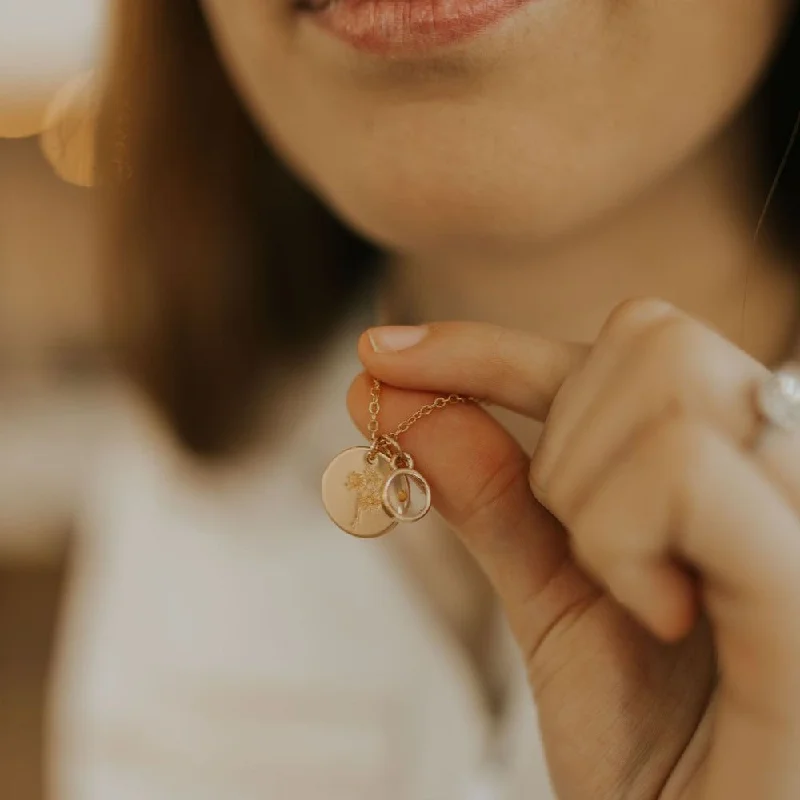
[321,379,476,538]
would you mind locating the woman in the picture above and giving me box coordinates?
[57,0,799,798]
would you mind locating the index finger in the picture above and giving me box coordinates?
[346,373,580,658]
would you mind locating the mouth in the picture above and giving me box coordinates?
[296,0,538,56]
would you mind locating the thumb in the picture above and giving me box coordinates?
[358,321,588,420]
[346,373,595,656]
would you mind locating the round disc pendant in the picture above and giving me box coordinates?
[383,468,432,523]
[322,447,398,538]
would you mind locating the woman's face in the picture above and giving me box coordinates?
[201,0,793,257]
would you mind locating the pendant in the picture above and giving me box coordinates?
[382,455,432,523]
[322,446,399,538]
[322,443,434,537]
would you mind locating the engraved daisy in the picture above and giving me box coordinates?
[345,465,386,529]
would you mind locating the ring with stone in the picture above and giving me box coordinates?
[754,363,800,446]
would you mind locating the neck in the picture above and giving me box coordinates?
[387,118,799,367]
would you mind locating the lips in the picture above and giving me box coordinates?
[299,0,535,55]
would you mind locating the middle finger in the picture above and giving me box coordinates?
[532,302,770,518]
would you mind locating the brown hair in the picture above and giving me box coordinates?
[99,1,375,456]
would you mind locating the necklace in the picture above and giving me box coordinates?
[321,379,476,538]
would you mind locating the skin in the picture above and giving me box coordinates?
[351,310,800,798]
[203,0,793,255]
[199,0,800,795]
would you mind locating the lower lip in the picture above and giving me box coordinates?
[306,0,535,55]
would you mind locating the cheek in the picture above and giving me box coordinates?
[204,0,791,253]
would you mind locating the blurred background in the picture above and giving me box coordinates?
[1,2,104,798]
[0,4,551,799]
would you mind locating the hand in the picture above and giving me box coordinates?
[348,299,800,800]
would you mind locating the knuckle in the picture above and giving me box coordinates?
[643,316,711,377]
[444,322,519,395]
[484,325,521,385]
[602,297,677,342]
[629,316,720,412]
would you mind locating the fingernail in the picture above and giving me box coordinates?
[368,325,428,353]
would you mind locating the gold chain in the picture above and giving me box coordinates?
[368,380,382,443]
[368,379,478,444]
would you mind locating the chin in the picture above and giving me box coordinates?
[296,136,561,255]
[279,87,759,263]
[301,142,634,260]
[222,0,789,261]
[319,179,544,259]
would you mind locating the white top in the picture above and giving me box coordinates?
[0,328,553,799]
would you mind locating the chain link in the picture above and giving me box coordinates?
[367,380,381,443]
[367,378,479,443]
